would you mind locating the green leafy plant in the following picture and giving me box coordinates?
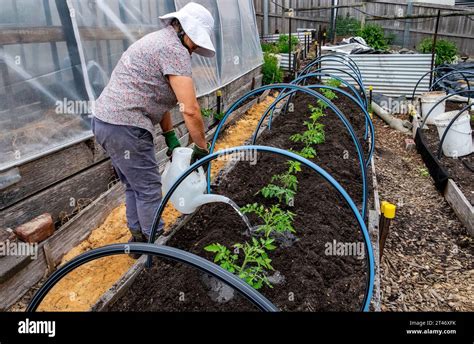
[261,42,279,54]
[325,78,342,88]
[201,108,225,121]
[316,88,337,109]
[418,38,458,66]
[204,237,276,289]
[241,203,296,237]
[259,161,301,205]
[291,146,317,159]
[321,88,337,101]
[201,108,213,118]
[290,122,325,146]
[357,24,390,51]
[277,34,299,53]
[336,15,361,37]
[262,52,283,85]
[419,167,430,177]
[290,104,326,158]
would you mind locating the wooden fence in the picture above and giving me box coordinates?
[254,0,474,55]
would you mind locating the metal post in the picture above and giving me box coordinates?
[329,0,336,41]
[55,0,88,100]
[305,33,309,59]
[332,0,339,44]
[263,0,269,36]
[43,0,62,82]
[379,202,396,259]
[369,86,373,112]
[403,0,413,48]
[118,0,129,50]
[429,10,442,89]
[288,0,293,77]
[318,26,322,80]
[216,90,222,118]
[361,3,366,29]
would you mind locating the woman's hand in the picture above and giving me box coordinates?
[163,130,181,156]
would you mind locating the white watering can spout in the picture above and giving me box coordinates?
[162,147,232,214]
[190,194,233,208]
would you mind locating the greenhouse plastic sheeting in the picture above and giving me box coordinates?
[0,0,263,171]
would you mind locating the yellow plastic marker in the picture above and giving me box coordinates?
[217,90,222,97]
[384,203,396,219]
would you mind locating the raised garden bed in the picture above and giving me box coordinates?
[108,89,371,312]
[421,106,473,206]
[415,101,473,235]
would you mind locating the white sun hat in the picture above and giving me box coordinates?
[159,2,216,58]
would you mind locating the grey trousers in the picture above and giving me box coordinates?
[92,117,165,238]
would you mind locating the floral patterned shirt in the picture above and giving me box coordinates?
[93,25,192,138]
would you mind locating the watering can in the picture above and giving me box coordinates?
[162,147,231,214]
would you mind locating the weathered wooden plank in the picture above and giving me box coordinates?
[0,26,155,45]
[444,179,474,237]
[369,156,381,312]
[0,160,114,230]
[368,209,381,312]
[1,141,96,210]
[0,180,125,310]
[0,254,32,284]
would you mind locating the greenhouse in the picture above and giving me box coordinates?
[0,0,261,171]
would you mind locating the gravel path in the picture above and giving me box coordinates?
[373,117,473,312]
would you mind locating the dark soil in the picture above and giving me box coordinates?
[422,101,474,204]
[111,92,369,312]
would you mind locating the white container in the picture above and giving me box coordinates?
[420,91,447,126]
[162,147,230,214]
[434,110,473,158]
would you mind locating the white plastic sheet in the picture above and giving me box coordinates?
[0,0,263,171]
[0,0,92,171]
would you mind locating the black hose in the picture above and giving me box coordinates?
[26,243,279,312]
[411,66,472,100]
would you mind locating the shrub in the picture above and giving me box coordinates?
[336,15,361,37]
[261,42,279,54]
[277,34,299,53]
[262,52,283,85]
[418,38,458,66]
[357,24,390,51]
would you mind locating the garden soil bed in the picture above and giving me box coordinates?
[111,91,370,311]
[421,101,473,205]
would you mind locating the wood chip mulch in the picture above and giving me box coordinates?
[373,116,473,312]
